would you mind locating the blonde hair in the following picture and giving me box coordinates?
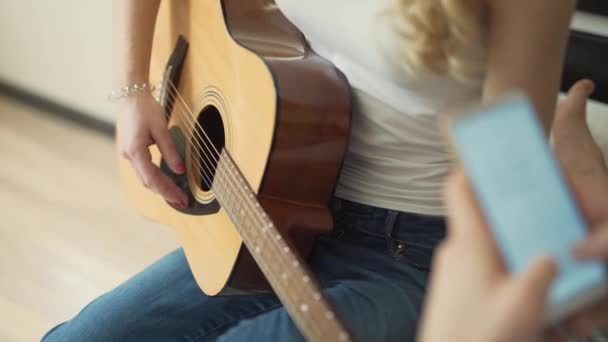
[392,0,485,82]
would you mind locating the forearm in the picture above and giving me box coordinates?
[482,0,575,133]
[112,0,161,87]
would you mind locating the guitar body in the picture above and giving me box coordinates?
[117,0,351,296]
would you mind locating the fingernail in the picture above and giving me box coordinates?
[175,162,186,174]
[584,80,595,94]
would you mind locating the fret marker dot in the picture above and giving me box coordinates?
[254,246,261,253]
[292,260,299,268]
[302,276,310,283]
[313,293,321,301]
[276,234,282,241]
[281,273,288,280]
[300,304,309,312]
[325,311,334,319]
[283,246,289,253]
[339,332,348,341]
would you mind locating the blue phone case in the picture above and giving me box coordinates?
[450,94,606,318]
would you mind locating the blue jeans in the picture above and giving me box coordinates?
[42,198,446,342]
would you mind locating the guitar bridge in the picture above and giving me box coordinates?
[156,35,189,118]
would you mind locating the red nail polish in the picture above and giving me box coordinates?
[175,163,186,173]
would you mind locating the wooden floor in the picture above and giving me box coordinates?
[0,95,179,342]
[1,92,606,342]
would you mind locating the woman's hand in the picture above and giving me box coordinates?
[560,198,608,339]
[419,81,608,342]
[417,171,558,342]
[113,1,185,206]
[549,79,608,340]
[116,92,188,207]
[540,185,608,341]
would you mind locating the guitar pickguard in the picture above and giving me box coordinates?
[160,126,221,216]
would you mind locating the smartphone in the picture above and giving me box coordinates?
[447,93,607,323]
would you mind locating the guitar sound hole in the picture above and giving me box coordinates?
[195,105,225,192]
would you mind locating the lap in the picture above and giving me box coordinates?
[219,233,429,342]
[42,249,281,342]
[43,200,444,342]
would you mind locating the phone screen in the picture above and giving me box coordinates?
[450,94,606,318]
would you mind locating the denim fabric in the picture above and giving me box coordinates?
[42,198,445,342]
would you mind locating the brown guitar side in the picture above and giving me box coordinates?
[117,0,351,294]
[222,0,352,290]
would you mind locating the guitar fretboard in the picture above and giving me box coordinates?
[212,149,351,342]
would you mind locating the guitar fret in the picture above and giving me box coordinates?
[212,150,351,341]
[213,163,221,199]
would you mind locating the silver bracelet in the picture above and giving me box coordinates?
[107,83,155,102]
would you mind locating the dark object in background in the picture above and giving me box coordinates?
[561,0,608,104]
[577,0,608,17]
[562,30,608,104]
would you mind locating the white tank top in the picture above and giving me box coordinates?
[275,0,486,215]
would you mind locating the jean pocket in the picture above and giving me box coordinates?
[387,237,439,271]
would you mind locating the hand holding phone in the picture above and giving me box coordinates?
[418,170,560,342]
[447,93,607,324]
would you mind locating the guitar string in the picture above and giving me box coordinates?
[164,104,217,184]
[160,83,326,305]
[164,89,339,340]
[163,81,315,282]
[158,83,224,186]
[162,88,282,254]
[159,86,219,187]
[165,91,345,341]
[159,82,344,338]
[212,151,335,340]
[167,82,221,160]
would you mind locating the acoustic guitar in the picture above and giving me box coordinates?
[116,0,353,340]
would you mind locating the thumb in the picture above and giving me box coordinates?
[557,79,594,118]
[152,125,185,175]
[512,255,558,306]
[573,222,608,260]
[491,256,558,342]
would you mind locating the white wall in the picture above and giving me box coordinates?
[0,4,605,129]
[0,0,112,121]
[572,11,608,36]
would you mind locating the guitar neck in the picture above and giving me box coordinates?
[212,149,351,342]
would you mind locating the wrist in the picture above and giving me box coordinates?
[112,90,157,117]
[108,82,155,102]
